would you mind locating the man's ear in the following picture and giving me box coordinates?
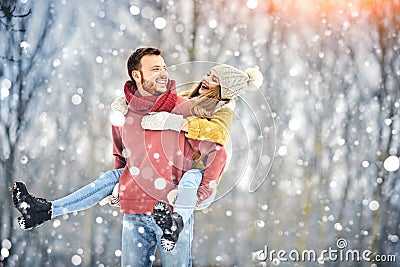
[132,70,141,82]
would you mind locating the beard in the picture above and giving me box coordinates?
[141,74,168,96]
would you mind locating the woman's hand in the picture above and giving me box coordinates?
[180,118,189,132]
[141,112,184,132]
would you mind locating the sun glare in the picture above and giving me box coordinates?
[242,0,397,18]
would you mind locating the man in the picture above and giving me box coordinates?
[112,47,227,266]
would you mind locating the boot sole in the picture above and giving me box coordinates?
[153,201,179,251]
[153,201,173,230]
[17,215,46,231]
[17,216,32,230]
[161,237,176,251]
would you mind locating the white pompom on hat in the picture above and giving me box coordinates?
[211,64,264,100]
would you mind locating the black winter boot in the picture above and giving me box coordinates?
[12,181,52,230]
[153,201,184,251]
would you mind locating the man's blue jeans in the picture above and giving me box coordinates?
[51,168,123,217]
[122,213,193,267]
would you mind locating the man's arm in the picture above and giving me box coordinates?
[112,125,126,169]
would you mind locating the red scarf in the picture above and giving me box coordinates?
[124,80,177,114]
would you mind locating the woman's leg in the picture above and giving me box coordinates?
[13,168,123,229]
[153,169,216,251]
[152,168,216,251]
[173,169,217,223]
[173,169,203,224]
[52,168,123,217]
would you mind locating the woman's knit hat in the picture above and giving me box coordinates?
[211,64,264,100]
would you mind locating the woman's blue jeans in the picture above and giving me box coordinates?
[51,168,123,217]
[51,168,216,223]
[174,169,216,224]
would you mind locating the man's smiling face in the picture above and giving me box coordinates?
[133,54,169,96]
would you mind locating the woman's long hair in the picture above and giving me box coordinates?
[179,82,225,118]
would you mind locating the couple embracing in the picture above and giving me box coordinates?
[12,46,263,266]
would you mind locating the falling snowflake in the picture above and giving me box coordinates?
[383,156,399,172]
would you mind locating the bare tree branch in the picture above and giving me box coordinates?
[0,54,21,62]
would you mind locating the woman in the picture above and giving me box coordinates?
[12,64,263,251]
[140,64,263,250]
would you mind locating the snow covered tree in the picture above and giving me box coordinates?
[0,1,68,265]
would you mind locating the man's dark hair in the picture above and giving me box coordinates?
[127,47,162,81]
